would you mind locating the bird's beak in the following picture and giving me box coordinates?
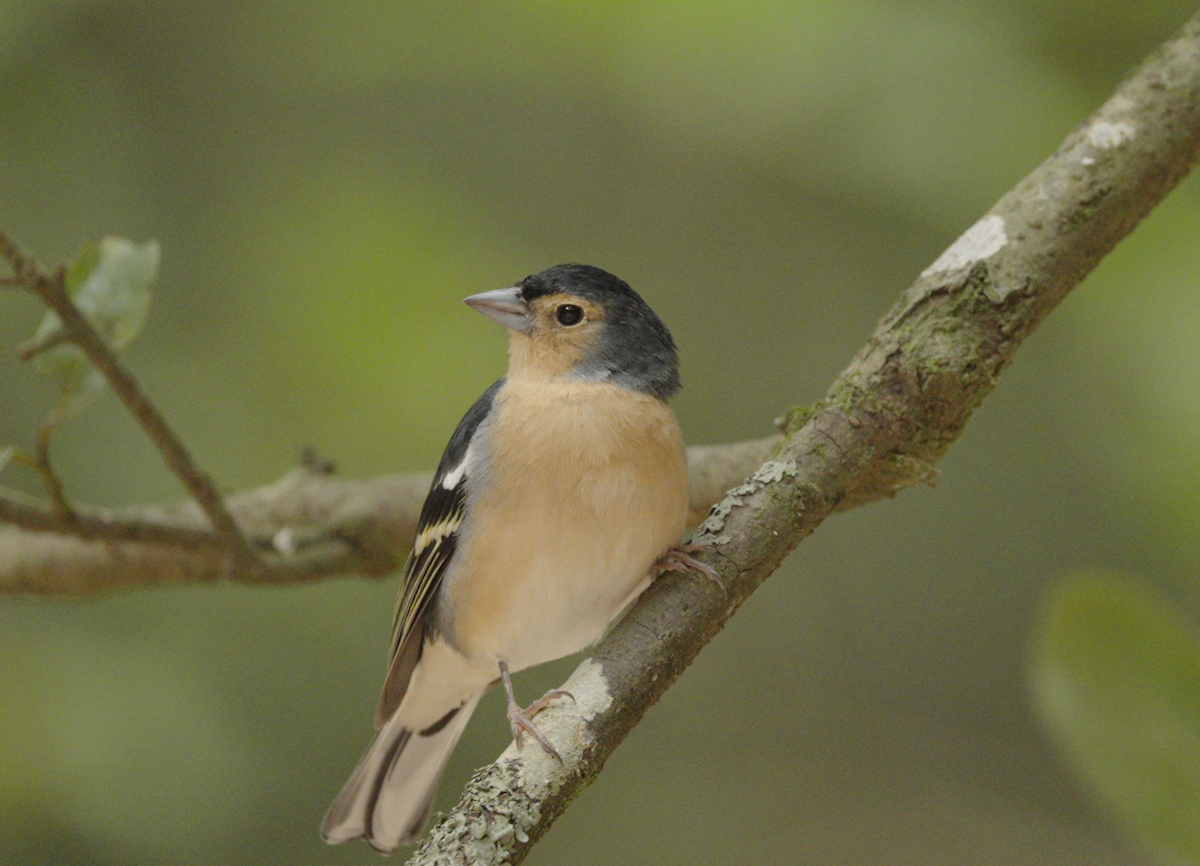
[463,287,533,334]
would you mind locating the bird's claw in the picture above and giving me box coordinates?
[506,690,574,763]
[653,543,725,592]
[499,661,573,763]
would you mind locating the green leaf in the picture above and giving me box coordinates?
[67,235,158,351]
[1030,572,1200,864]
[29,237,159,425]
[0,446,12,475]
[63,238,102,294]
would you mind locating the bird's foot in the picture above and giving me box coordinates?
[499,660,574,763]
[653,543,725,591]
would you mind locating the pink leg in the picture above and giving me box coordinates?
[499,660,575,763]
[653,543,725,591]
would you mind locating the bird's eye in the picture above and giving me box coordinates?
[555,304,584,326]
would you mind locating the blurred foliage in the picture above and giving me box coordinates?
[28,236,158,425]
[1031,573,1200,864]
[0,2,1198,865]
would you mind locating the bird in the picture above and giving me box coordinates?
[320,263,699,851]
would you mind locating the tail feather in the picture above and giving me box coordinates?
[321,694,482,852]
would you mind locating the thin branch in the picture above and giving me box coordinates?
[15,327,71,359]
[0,487,223,549]
[32,425,72,516]
[0,438,781,595]
[408,10,1200,864]
[0,231,259,571]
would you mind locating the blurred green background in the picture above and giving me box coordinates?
[2,1,1199,864]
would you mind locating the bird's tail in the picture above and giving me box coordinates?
[321,693,482,852]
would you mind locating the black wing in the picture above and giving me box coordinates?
[374,377,504,726]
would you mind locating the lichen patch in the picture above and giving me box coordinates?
[691,457,799,545]
[920,215,1008,278]
[1087,120,1135,149]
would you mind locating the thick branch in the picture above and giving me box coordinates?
[0,438,780,595]
[408,12,1200,865]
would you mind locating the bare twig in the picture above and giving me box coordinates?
[32,426,71,516]
[0,231,259,572]
[15,327,71,360]
[0,487,222,549]
[407,10,1200,864]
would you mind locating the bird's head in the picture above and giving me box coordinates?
[464,264,680,400]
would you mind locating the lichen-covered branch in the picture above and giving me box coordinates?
[407,11,1200,865]
[0,438,780,596]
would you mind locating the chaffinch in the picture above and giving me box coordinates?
[321,264,693,851]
